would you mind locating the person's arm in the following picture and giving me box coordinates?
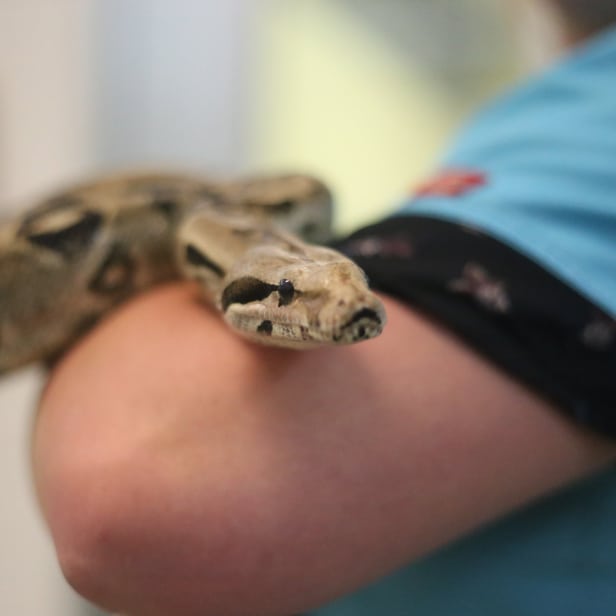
[32,284,616,616]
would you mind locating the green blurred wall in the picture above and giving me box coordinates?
[249,0,522,232]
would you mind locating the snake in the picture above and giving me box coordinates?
[0,172,386,375]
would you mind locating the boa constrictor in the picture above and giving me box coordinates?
[0,172,386,375]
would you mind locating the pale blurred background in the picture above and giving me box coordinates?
[0,1,561,613]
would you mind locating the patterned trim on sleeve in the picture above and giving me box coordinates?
[334,216,616,438]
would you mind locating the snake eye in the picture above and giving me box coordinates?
[277,279,295,306]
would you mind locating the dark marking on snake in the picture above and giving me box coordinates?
[24,211,103,259]
[333,308,382,342]
[343,308,381,329]
[89,244,135,295]
[277,279,295,306]
[185,244,225,278]
[151,197,179,220]
[271,199,295,214]
[221,277,278,312]
[73,313,103,338]
[300,222,320,239]
[257,320,273,335]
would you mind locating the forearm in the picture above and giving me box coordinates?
[32,285,616,616]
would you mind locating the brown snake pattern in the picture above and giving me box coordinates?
[0,172,386,374]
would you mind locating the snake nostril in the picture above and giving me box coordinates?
[347,308,381,327]
[336,308,383,342]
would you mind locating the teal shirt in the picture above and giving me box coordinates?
[317,471,616,616]
[315,27,616,616]
[397,26,616,316]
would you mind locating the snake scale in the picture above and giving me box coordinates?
[0,172,386,375]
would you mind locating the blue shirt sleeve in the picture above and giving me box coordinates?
[395,25,616,317]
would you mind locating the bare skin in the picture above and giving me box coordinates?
[32,284,616,616]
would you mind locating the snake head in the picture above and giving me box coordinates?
[220,244,386,349]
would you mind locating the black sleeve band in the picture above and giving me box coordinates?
[334,216,616,438]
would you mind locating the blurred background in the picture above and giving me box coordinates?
[0,1,562,613]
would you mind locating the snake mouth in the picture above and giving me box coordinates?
[336,307,384,343]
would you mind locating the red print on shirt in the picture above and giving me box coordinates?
[413,169,486,198]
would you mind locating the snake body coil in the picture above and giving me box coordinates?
[0,172,386,375]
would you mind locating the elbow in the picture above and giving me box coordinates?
[37,444,311,616]
[40,464,139,613]
[40,462,221,614]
